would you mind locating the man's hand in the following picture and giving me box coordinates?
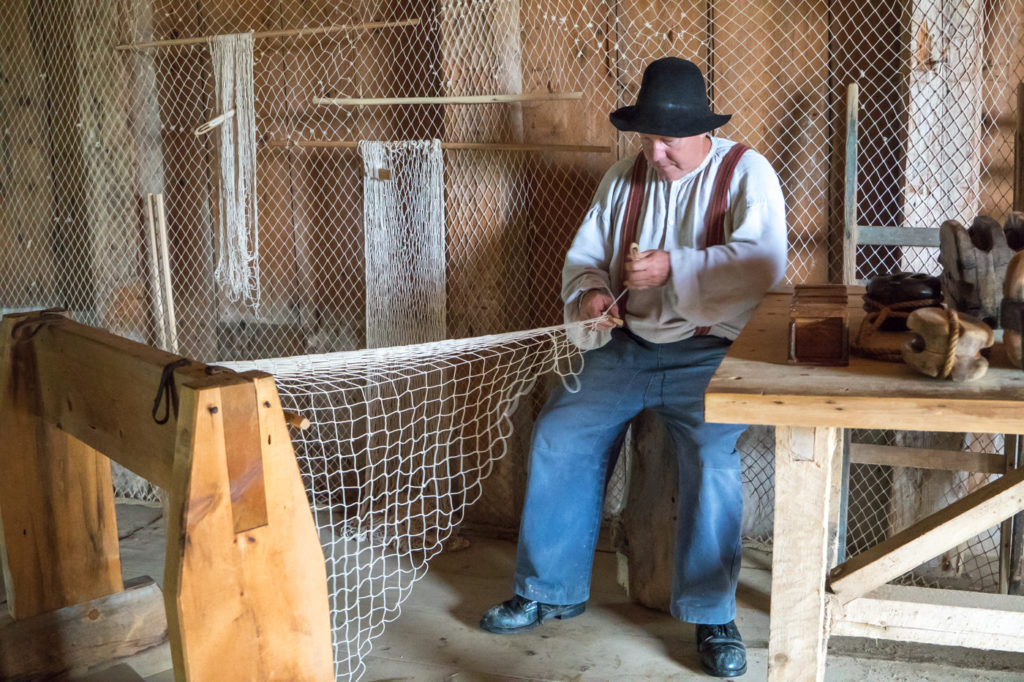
[624,249,672,290]
[580,289,622,330]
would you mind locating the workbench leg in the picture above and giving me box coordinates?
[769,426,841,682]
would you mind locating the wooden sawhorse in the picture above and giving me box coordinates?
[0,310,332,680]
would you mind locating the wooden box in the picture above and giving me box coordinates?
[788,285,849,366]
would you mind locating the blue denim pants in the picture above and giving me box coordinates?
[513,328,746,624]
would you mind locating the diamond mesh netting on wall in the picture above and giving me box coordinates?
[2,0,1023,678]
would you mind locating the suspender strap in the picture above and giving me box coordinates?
[694,142,749,336]
[616,152,649,315]
[616,143,748,336]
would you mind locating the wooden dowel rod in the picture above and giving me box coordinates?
[265,139,611,154]
[155,193,179,354]
[145,194,169,352]
[113,18,421,51]
[1015,81,1024,212]
[312,92,583,106]
[283,410,310,430]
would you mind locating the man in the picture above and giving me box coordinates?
[479,57,787,678]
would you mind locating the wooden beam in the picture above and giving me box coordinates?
[849,442,1005,473]
[830,584,1024,652]
[829,465,1024,602]
[0,578,168,679]
[26,313,196,489]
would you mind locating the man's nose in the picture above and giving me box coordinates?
[649,142,666,162]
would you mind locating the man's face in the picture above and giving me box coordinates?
[639,133,708,181]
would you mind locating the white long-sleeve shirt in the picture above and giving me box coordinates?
[563,136,788,347]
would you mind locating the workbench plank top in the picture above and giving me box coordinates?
[706,290,1024,434]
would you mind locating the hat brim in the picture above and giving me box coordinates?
[609,106,732,138]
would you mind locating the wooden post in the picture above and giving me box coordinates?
[769,425,840,682]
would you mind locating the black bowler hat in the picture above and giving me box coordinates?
[609,57,731,138]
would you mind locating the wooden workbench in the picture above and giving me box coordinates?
[705,289,1024,681]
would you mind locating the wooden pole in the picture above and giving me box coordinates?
[1015,82,1024,213]
[313,92,583,106]
[267,139,611,154]
[113,18,421,51]
[145,194,169,351]
[843,83,859,286]
[155,194,178,354]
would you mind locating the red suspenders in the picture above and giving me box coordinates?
[619,142,749,336]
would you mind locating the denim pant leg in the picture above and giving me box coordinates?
[514,331,644,605]
[653,336,747,624]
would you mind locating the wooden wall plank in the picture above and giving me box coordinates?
[0,2,56,311]
[714,0,830,283]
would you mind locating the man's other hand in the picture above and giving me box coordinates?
[624,249,671,290]
[580,290,621,330]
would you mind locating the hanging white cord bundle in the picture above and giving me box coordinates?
[359,139,445,348]
[210,32,260,312]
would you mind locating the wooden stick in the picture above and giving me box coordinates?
[155,193,179,354]
[312,92,582,106]
[282,410,310,431]
[145,194,169,351]
[266,139,612,154]
[843,82,859,285]
[1015,82,1024,212]
[113,19,421,51]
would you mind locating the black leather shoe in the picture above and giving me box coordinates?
[696,620,747,678]
[479,594,586,634]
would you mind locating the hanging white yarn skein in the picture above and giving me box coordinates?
[210,32,260,312]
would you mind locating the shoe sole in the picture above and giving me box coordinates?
[480,604,586,635]
[699,661,747,678]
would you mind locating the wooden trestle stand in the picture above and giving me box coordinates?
[0,310,332,680]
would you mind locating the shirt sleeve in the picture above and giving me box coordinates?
[561,163,629,320]
[560,162,632,349]
[664,152,788,326]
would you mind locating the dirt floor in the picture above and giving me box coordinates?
[5,504,1023,681]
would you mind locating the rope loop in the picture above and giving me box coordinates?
[152,358,192,425]
[940,308,960,380]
